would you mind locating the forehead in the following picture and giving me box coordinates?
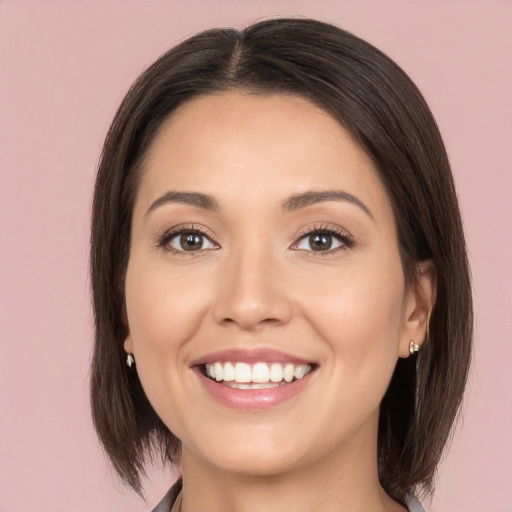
[137,92,393,226]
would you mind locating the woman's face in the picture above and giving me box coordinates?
[124,92,425,476]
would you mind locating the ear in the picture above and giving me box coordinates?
[122,302,134,354]
[124,334,134,354]
[398,260,437,358]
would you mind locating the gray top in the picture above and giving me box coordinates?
[406,495,426,512]
[151,480,426,512]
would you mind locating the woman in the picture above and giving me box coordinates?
[90,18,472,512]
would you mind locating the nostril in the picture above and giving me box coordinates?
[213,282,294,330]
[219,316,284,330]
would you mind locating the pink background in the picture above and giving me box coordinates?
[1,1,511,511]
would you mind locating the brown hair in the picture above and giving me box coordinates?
[90,17,472,502]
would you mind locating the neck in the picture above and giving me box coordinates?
[178,415,406,512]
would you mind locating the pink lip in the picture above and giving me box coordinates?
[190,349,317,410]
[194,366,315,410]
[189,348,313,366]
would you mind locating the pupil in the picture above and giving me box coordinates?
[310,234,332,251]
[181,233,202,251]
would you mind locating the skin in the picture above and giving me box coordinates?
[124,92,435,512]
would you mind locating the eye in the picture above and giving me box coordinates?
[295,232,344,252]
[293,225,354,253]
[160,227,218,253]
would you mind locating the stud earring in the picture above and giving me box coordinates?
[126,354,135,367]
[409,340,419,355]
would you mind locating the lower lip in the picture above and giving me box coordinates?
[195,368,315,410]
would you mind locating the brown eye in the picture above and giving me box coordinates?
[294,228,350,253]
[166,230,217,252]
[180,233,203,251]
[309,234,333,251]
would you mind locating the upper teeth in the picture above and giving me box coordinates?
[205,362,312,383]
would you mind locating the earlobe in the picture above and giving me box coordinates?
[124,331,135,368]
[122,302,134,354]
[399,260,437,358]
[124,335,134,354]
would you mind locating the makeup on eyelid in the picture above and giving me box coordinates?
[156,222,356,255]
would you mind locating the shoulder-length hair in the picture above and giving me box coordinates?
[90,17,472,503]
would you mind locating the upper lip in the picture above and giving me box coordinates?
[189,348,315,367]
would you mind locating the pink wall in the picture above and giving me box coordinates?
[1,2,510,511]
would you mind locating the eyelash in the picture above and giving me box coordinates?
[157,224,217,256]
[292,224,355,256]
[157,223,355,256]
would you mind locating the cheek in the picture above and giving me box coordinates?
[123,256,213,408]
[123,257,217,435]
[305,261,404,340]
[300,257,406,399]
[125,259,209,352]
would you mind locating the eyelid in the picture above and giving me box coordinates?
[156,222,354,255]
[291,223,355,253]
[157,224,220,253]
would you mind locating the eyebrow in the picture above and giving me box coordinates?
[281,190,373,218]
[146,191,220,216]
[146,189,372,219]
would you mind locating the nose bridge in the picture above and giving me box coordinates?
[213,236,292,329]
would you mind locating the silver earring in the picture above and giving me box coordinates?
[409,340,419,355]
[126,354,135,367]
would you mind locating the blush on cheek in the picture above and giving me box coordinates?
[126,261,207,344]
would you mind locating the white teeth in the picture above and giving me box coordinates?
[252,362,270,383]
[234,362,252,383]
[204,362,312,385]
[223,361,235,381]
[283,363,295,383]
[214,362,223,381]
[270,363,284,382]
[224,381,282,390]
[294,365,308,379]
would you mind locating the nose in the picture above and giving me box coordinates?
[212,244,293,331]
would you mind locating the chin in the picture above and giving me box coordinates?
[203,446,304,477]
[182,424,311,477]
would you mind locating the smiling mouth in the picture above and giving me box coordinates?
[200,362,315,389]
